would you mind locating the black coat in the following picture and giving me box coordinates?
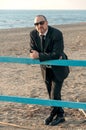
[30,26,70,81]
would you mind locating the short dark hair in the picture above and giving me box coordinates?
[35,15,47,21]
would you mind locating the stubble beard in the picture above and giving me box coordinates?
[38,27,45,34]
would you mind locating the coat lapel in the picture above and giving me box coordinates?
[44,28,51,51]
[36,34,50,52]
[44,36,50,51]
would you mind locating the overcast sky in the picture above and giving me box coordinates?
[0,0,86,10]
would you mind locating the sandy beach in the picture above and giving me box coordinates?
[0,23,86,130]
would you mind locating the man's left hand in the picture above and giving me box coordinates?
[30,50,39,59]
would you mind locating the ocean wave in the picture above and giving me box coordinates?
[0,10,86,29]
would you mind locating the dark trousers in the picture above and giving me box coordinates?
[44,68,64,117]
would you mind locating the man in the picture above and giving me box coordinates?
[29,15,69,126]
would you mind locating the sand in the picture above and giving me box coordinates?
[0,23,86,130]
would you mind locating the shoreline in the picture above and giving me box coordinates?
[0,22,86,31]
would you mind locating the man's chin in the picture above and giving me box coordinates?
[39,29,44,34]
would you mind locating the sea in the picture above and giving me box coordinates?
[0,10,86,29]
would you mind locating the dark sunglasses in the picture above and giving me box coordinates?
[34,21,45,26]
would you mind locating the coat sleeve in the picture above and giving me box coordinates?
[29,32,38,52]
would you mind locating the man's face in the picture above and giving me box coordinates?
[34,16,48,35]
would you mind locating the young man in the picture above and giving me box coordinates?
[29,15,69,126]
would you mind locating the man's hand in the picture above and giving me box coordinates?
[30,50,39,59]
